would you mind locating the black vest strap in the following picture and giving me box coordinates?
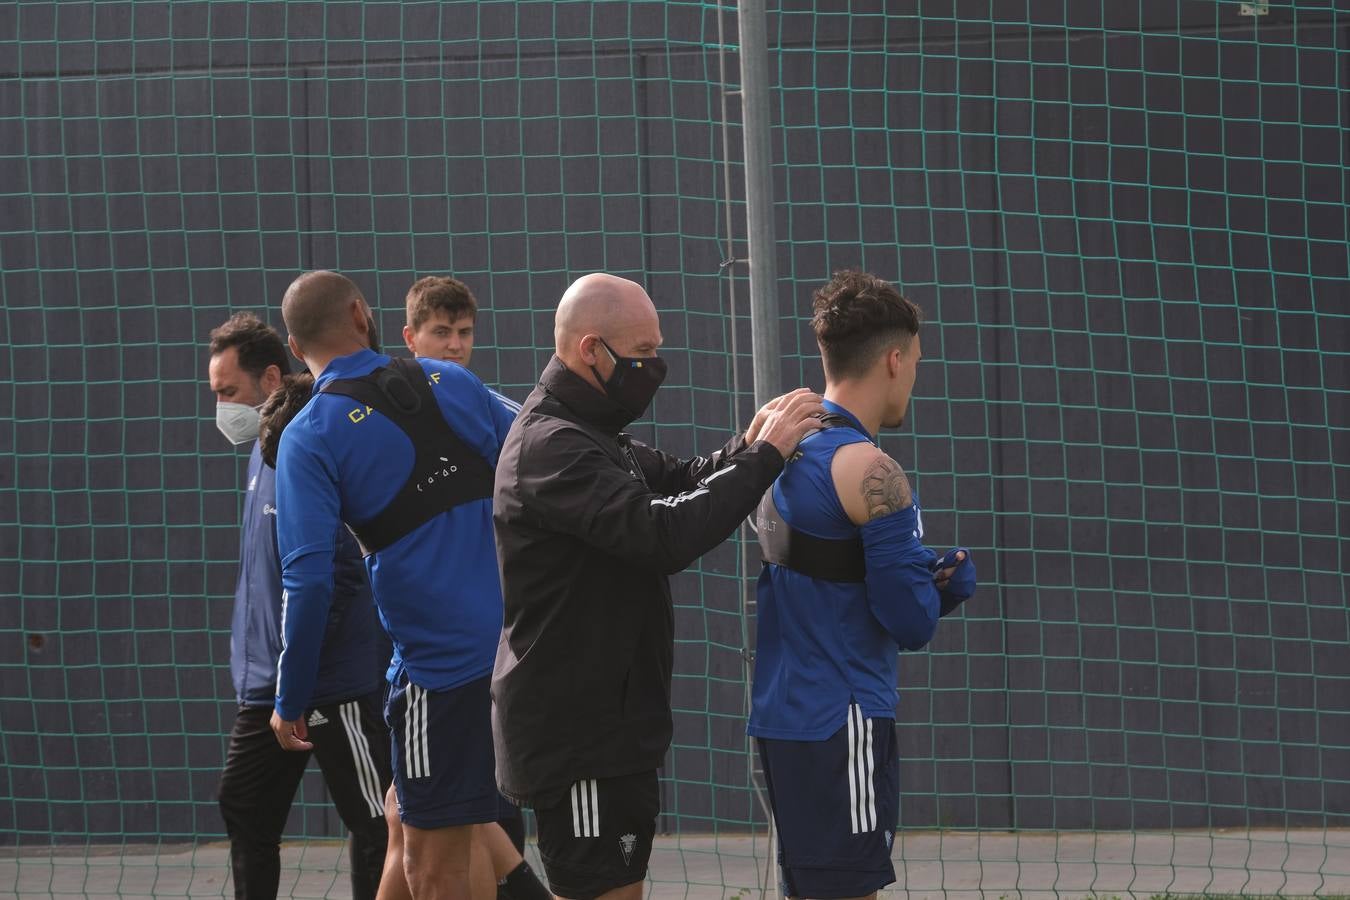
[755,412,867,583]
[319,358,494,555]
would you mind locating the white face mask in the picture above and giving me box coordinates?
[216,400,262,445]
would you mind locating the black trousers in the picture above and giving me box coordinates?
[217,692,392,900]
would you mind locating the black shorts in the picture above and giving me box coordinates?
[385,673,499,829]
[534,770,659,899]
[757,705,899,899]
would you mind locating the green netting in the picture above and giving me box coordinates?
[2,1,1348,896]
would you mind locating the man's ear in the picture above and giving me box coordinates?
[579,334,601,367]
[260,364,283,396]
[288,334,306,364]
[403,324,417,355]
[887,346,903,379]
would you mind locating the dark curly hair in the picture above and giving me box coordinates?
[258,372,316,468]
[208,312,290,380]
[811,270,922,380]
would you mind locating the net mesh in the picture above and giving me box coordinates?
[2,1,1347,896]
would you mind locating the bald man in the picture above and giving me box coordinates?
[491,273,825,900]
[268,271,519,900]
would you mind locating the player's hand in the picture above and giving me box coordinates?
[270,710,313,752]
[752,389,826,459]
[933,549,967,591]
[933,547,976,617]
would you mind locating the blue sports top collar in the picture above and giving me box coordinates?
[821,397,875,444]
[314,348,391,390]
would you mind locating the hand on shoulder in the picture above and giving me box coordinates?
[746,388,826,459]
[832,442,913,526]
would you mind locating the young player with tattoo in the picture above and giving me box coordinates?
[749,270,978,900]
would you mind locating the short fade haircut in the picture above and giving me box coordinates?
[811,270,922,381]
[258,372,315,468]
[281,270,366,350]
[405,276,478,332]
[208,312,290,380]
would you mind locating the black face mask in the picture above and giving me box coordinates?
[591,337,668,422]
[365,313,381,355]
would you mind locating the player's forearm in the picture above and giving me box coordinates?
[273,562,335,720]
[861,506,941,650]
[273,450,343,721]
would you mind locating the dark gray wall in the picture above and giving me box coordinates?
[1,2,1346,844]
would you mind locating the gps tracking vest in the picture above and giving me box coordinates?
[319,358,494,555]
[755,413,867,583]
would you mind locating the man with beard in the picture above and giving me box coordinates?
[207,313,389,899]
[268,272,515,899]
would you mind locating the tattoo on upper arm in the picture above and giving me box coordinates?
[860,455,913,520]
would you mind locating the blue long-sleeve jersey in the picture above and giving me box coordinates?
[273,349,516,720]
[748,400,941,740]
[231,441,379,708]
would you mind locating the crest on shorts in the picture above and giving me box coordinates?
[884,829,894,850]
[619,832,637,865]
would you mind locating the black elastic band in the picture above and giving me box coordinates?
[320,358,495,554]
[755,412,868,582]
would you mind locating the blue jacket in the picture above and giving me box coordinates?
[273,350,516,720]
[231,441,381,708]
[748,400,943,740]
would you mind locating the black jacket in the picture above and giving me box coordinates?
[491,357,786,804]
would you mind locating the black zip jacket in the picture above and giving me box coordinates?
[491,356,786,804]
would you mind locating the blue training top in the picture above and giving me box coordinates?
[231,441,379,708]
[273,349,516,720]
[748,399,942,741]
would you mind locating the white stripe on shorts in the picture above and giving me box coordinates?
[419,687,431,777]
[403,684,431,780]
[402,685,416,778]
[339,700,384,818]
[571,779,600,838]
[417,686,430,778]
[846,705,861,834]
[863,713,876,832]
[848,704,877,834]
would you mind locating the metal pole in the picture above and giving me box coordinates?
[737,0,780,408]
[734,5,782,899]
